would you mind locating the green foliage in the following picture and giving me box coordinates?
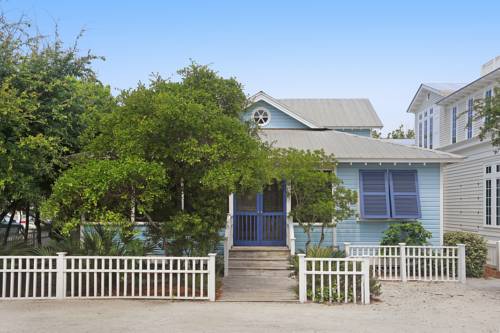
[33,224,155,256]
[444,231,487,278]
[386,124,415,139]
[371,130,381,139]
[380,221,432,245]
[271,149,357,249]
[43,158,168,233]
[473,87,500,150]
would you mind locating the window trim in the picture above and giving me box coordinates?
[451,106,457,144]
[466,97,473,139]
[484,163,500,227]
[252,108,271,127]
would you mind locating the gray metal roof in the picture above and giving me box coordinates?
[423,83,466,96]
[276,98,383,128]
[259,129,463,163]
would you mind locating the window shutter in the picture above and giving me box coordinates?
[389,170,421,219]
[359,171,390,219]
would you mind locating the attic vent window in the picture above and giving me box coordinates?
[253,109,270,126]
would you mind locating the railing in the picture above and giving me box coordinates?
[0,253,217,301]
[224,213,233,277]
[345,243,466,283]
[298,254,370,305]
[286,217,295,255]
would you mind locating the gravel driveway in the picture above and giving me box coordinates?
[0,279,499,333]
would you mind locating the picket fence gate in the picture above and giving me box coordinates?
[0,253,216,301]
[345,243,466,283]
[298,255,370,305]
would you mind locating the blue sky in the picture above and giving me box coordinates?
[3,0,500,134]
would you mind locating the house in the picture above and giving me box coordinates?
[224,91,462,267]
[406,56,500,270]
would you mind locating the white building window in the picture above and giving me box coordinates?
[485,164,500,226]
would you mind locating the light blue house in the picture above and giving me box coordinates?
[225,91,463,257]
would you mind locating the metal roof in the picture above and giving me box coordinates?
[259,129,463,163]
[277,98,383,128]
[406,83,466,114]
[423,83,466,96]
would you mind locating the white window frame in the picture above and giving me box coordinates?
[451,105,457,144]
[466,96,474,139]
[484,163,500,227]
[252,108,271,127]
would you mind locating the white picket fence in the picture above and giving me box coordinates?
[345,243,466,283]
[298,254,370,304]
[0,253,216,301]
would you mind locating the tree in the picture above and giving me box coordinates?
[0,14,114,244]
[46,63,271,255]
[270,148,357,249]
[474,87,500,150]
[386,124,415,139]
[371,130,382,139]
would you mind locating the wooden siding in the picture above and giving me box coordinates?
[292,163,442,252]
[441,142,500,265]
[243,101,309,129]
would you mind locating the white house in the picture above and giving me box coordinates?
[407,56,500,271]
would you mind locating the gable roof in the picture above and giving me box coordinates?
[277,98,383,129]
[248,91,383,129]
[406,83,466,113]
[248,92,319,128]
[259,129,463,163]
[437,67,500,106]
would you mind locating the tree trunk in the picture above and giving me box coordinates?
[3,209,16,245]
[24,203,30,242]
[305,225,312,253]
[318,224,325,248]
[35,209,42,246]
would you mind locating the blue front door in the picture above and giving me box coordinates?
[233,182,287,246]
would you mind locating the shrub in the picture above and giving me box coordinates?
[444,231,487,278]
[381,221,432,245]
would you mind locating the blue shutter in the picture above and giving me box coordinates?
[359,170,390,219]
[389,170,421,219]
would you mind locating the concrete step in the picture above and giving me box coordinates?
[228,258,292,269]
[228,249,290,260]
[228,267,293,277]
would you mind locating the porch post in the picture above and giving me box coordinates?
[224,194,234,277]
[286,184,295,255]
[298,254,306,303]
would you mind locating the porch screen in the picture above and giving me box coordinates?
[359,170,421,219]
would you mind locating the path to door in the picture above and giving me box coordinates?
[2,280,499,333]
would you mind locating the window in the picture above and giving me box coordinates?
[359,170,420,219]
[485,89,492,99]
[452,107,457,144]
[429,116,433,149]
[424,119,428,148]
[485,164,500,226]
[418,122,423,147]
[253,109,270,126]
[467,98,473,139]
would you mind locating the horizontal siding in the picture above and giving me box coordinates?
[335,163,441,247]
[442,144,500,249]
[243,100,308,129]
[294,226,334,253]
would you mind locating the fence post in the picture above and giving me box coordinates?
[344,242,351,257]
[497,240,500,272]
[208,253,217,301]
[399,243,407,282]
[362,258,370,305]
[298,254,306,303]
[56,252,67,299]
[457,244,466,283]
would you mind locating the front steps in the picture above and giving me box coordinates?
[219,246,297,302]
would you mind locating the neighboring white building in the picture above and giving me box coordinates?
[407,56,500,270]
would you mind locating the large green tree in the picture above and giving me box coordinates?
[45,63,272,255]
[0,14,114,243]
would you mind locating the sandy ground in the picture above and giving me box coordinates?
[0,279,499,333]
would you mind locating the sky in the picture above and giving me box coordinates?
[2,0,500,134]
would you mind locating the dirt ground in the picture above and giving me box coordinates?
[0,279,499,333]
